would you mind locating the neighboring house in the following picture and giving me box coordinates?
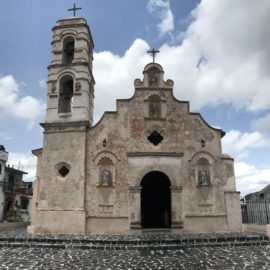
[241,184,270,224]
[0,145,33,222]
[242,184,270,201]
[0,145,8,220]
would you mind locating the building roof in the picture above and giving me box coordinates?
[5,166,28,175]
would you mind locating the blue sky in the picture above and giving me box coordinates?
[0,0,270,195]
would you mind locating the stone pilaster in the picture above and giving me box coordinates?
[170,186,183,228]
[129,186,142,229]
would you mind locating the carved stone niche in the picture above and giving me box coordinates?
[147,67,161,87]
[97,157,114,187]
[198,203,213,213]
[148,95,161,118]
[98,204,113,215]
[75,81,81,92]
[196,157,211,186]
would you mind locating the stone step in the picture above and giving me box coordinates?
[0,234,268,244]
[0,240,269,250]
[0,229,269,250]
[0,236,269,250]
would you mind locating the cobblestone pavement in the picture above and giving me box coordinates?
[1,245,270,270]
[0,229,269,269]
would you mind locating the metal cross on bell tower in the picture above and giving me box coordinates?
[68,3,82,17]
[147,48,160,63]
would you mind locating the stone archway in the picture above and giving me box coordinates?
[140,171,171,228]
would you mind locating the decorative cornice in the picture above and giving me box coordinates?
[127,152,184,157]
[144,117,167,121]
[185,213,227,217]
[224,191,240,194]
[37,208,85,211]
[52,21,94,47]
[32,148,43,156]
[41,121,90,133]
[41,121,90,129]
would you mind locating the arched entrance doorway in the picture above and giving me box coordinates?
[140,171,171,228]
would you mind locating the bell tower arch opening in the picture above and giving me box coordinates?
[140,171,171,228]
[62,36,75,65]
[58,75,74,113]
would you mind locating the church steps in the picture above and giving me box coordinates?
[0,232,268,250]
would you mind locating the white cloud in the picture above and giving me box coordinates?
[235,162,270,196]
[147,0,174,37]
[7,152,37,182]
[235,162,257,178]
[222,130,270,160]
[93,39,150,122]
[183,0,270,111]
[93,0,270,116]
[0,75,45,128]
[252,113,270,134]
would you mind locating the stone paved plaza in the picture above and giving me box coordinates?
[1,245,270,269]
[0,229,270,269]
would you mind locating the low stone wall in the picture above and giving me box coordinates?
[0,222,29,230]
[242,224,270,238]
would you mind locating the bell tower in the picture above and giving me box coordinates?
[31,13,95,234]
[45,16,95,124]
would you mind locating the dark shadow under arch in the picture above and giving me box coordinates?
[141,171,171,228]
[58,75,74,113]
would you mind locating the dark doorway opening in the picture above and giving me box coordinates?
[141,171,171,228]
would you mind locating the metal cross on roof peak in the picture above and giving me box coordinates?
[68,3,82,17]
[147,48,160,63]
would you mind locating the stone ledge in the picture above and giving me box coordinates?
[127,152,184,157]
[185,213,227,217]
[0,222,29,231]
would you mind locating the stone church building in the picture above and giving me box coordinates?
[29,16,241,234]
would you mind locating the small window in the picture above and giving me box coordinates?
[58,75,74,113]
[0,164,2,175]
[62,36,75,64]
[59,166,69,177]
[55,162,71,178]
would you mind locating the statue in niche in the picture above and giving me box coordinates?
[149,75,157,86]
[198,170,210,186]
[51,83,56,93]
[100,169,112,186]
[149,102,160,118]
[75,82,81,92]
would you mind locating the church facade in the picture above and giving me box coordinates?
[29,16,241,234]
